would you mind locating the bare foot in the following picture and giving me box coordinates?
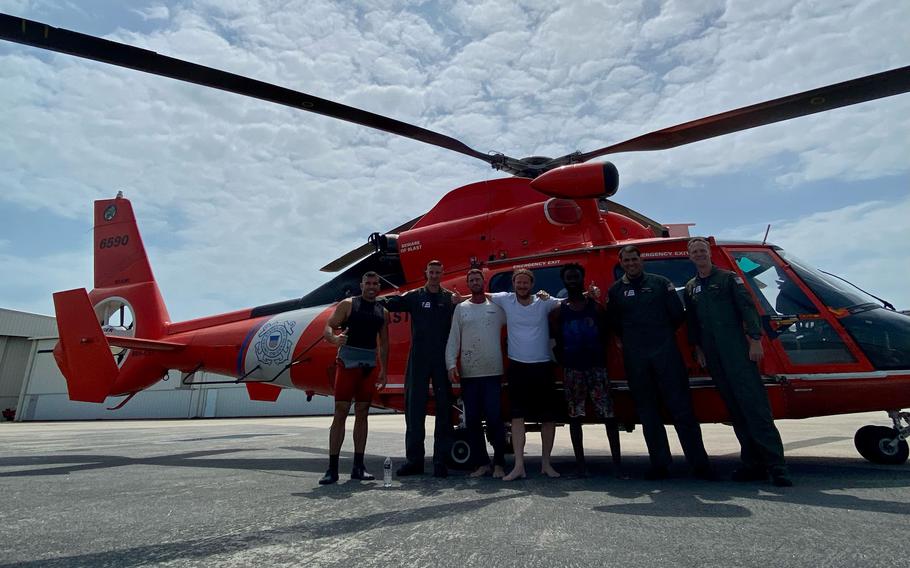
[492,465,505,478]
[503,467,526,481]
[469,465,491,478]
[541,464,561,478]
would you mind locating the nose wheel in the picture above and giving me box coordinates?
[854,411,910,465]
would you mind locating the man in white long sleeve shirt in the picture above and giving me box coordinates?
[445,269,507,478]
[490,268,562,481]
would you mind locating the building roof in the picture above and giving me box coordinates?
[0,308,58,338]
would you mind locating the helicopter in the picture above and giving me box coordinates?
[2,13,909,467]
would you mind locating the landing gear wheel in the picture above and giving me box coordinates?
[854,425,909,465]
[448,427,472,470]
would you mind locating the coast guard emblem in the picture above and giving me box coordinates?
[255,320,297,365]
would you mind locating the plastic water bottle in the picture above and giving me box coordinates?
[383,457,393,487]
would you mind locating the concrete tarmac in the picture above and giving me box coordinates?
[0,412,907,567]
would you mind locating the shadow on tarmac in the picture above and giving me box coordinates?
[0,493,524,568]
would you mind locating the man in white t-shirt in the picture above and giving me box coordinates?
[445,269,508,478]
[490,268,562,481]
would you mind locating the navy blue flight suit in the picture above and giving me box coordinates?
[384,287,455,468]
[608,272,710,473]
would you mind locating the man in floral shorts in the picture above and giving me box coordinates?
[550,263,624,478]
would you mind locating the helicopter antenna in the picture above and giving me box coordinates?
[377,274,400,290]
[818,269,896,311]
[762,224,771,245]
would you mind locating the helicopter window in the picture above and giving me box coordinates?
[612,258,696,305]
[731,251,856,366]
[839,309,910,370]
[488,267,570,298]
[778,251,876,309]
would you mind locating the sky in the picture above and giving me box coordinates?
[1,0,908,320]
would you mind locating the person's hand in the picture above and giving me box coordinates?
[536,290,551,301]
[448,367,460,384]
[747,338,764,363]
[376,370,388,390]
[451,287,467,304]
[332,332,347,346]
[694,346,706,368]
[614,337,623,350]
[587,281,602,300]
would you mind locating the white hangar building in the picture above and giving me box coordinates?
[1,307,334,422]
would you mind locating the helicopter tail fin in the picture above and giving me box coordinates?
[52,196,175,403]
[52,288,121,403]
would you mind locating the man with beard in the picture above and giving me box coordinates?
[490,268,562,481]
[383,260,456,478]
[607,245,713,480]
[685,237,792,487]
[550,263,624,478]
[445,269,508,478]
[320,271,389,485]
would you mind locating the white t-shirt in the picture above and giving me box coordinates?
[489,292,561,363]
[444,299,506,378]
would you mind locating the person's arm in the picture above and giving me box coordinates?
[548,306,563,365]
[377,310,390,389]
[381,291,411,313]
[488,291,510,307]
[683,283,705,368]
[729,272,764,362]
[323,300,352,346]
[445,306,462,382]
[664,278,685,329]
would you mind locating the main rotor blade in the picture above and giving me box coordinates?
[320,214,424,272]
[0,13,495,165]
[576,66,910,162]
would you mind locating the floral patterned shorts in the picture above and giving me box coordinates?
[563,367,613,419]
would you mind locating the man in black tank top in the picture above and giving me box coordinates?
[320,271,390,485]
[550,263,624,478]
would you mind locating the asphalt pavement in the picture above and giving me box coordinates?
[0,412,907,567]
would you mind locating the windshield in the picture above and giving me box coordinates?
[778,250,880,309]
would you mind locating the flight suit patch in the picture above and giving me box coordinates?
[624,289,636,297]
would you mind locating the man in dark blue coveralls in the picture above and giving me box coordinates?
[607,245,713,480]
[383,260,456,478]
[685,237,792,487]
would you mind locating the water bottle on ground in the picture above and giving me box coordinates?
[383,457,393,487]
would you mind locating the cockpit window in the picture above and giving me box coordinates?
[778,251,877,309]
[731,251,856,366]
[732,252,818,316]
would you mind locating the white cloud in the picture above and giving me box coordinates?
[0,0,908,321]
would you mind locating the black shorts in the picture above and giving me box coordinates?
[507,360,558,422]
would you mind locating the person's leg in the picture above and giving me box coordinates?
[320,399,351,485]
[481,376,507,478]
[541,421,560,478]
[564,368,587,476]
[503,418,527,481]
[462,377,491,476]
[624,352,672,475]
[401,360,428,475]
[653,347,711,474]
[587,367,625,477]
[351,401,375,480]
[431,363,454,477]
[503,362,527,481]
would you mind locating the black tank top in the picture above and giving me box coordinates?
[344,297,385,349]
